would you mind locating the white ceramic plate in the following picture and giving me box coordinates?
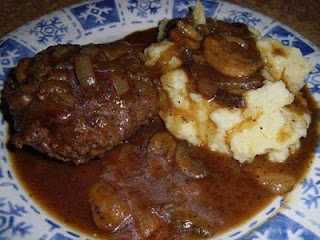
[0,0,320,239]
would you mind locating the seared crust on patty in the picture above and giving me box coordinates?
[3,42,159,164]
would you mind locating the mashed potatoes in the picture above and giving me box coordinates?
[145,15,312,163]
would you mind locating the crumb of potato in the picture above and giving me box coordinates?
[257,39,313,94]
[230,81,310,162]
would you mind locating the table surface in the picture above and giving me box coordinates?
[0,0,319,47]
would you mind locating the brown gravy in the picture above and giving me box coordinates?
[8,27,319,239]
[10,89,318,238]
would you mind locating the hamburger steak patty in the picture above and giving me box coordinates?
[3,41,160,164]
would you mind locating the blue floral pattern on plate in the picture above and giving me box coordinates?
[243,214,319,240]
[49,233,74,240]
[0,0,320,239]
[30,17,69,44]
[301,167,320,209]
[128,0,161,18]
[9,11,82,52]
[265,25,315,56]
[0,198,33,238]
[173,0,220,18]
[70,0,120,30]
[0,39,34,85]
[306,64,320,95]
[224,10,261,26]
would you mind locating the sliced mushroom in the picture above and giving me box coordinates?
[244,163,297,195]
[214,89,244,108]
[188,64,218,99]
[134,207,163,239]
[204,35,262,78]
[172,207,215,238]
[188,63,263,104]
[175,142,208,179]
[89,182,132,233]
[254,170,296,195]
[147,132,177,177]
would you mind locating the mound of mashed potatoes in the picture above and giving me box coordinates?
[145,3,313,163]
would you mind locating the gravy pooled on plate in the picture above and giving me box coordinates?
[12,106,317,239]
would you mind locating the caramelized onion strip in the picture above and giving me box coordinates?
[74,55,96,87]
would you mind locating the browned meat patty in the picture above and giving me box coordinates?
[3,41,160,164]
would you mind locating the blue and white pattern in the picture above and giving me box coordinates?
[301,167,320,209]
[306,64,320,94]
[49,233,74,240]
[173,0,220,18]
[128,0,161,18]
[214,2,273,31]
[10,11,82,52]
[0,198,32,238]
[265,25,315,56]
[0,39,34,85]
[121,0,165,26]
[30,17,68,44]
[1,0,320,240]
[224,10,261,26]
[243,214,319,240]
[70,0,120,30]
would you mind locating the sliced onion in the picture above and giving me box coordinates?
[103,41,132,61]
[215,78,263,92]
[80,44,100,57]
[74,55,96,87]
[177,21,202,41]
[225,36,248,48]
[112,74,130,96]
[169,30,200,50]
[52,45,78,59]
[15,59,31,83]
